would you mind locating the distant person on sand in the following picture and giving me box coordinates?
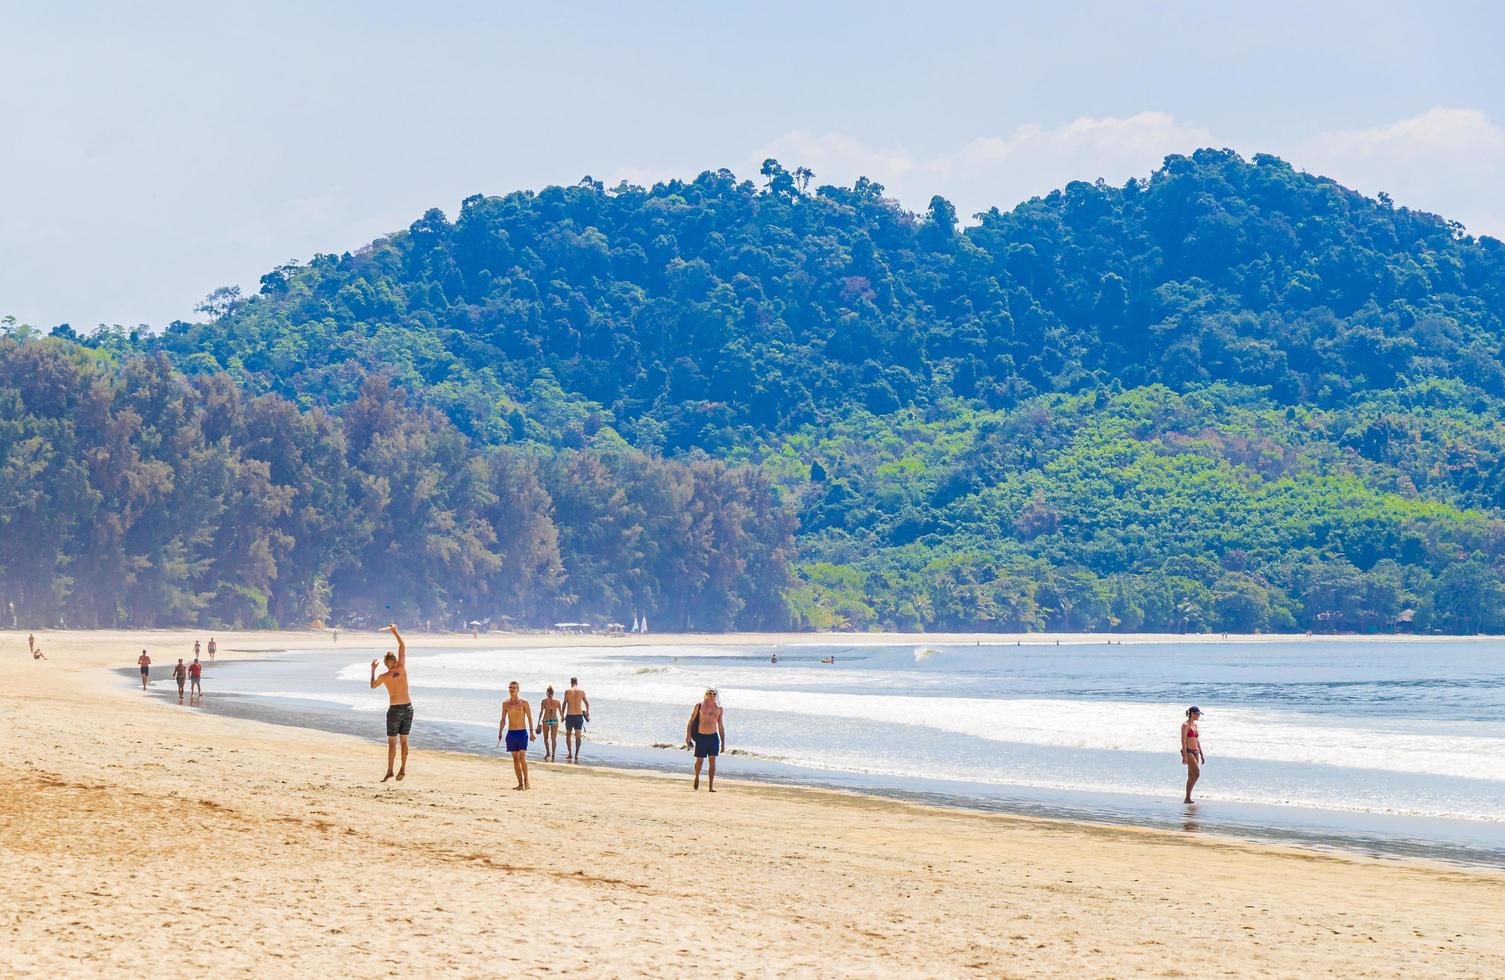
[562,677,590,763]
[1181,706,1205,804]
[27,633,35,655]
[368,624,411,782]
[32,645,47,661]
[172,659,188,702]
[194,639,201,660]
[137,650,151,690]
[188,656,203,700]
[684,688,726,792]
[207,637,217,661]
[536,685,562,761]
[499,681,535,789]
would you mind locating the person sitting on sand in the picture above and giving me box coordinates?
[499,681,534,789]
[32,645,46,661]
[172,658,188,702]
[188,656,203,700]
[137,650,151,690]
[368,624,411,782]
[684,688,727,792]
[562,677,590,764]
[536,686,562,762]
[1181,706,1205,804]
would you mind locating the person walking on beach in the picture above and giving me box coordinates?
[562,677,590,763]
[27,633,35,656]
[499,681,535,789]
[193,639,201,660]
[171,658,188,703]
[369,624,411,782]
[684,688,726,792]
[207,637,217,662]
[137,650,151,690]
[1181,706,1205,804]
[536,685,562,761]
[188,656,203,701]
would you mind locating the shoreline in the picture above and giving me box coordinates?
[152,655,1505,872]
[7,629,1505,975]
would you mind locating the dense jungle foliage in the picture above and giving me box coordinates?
[7,148,1505,631]
[0,341,791,629]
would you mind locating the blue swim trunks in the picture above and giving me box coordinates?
[505,729,529,753]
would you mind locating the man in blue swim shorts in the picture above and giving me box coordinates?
[498,680,535,790]
[684,688,727,792]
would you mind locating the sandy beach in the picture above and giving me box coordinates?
[4,629,1504,977]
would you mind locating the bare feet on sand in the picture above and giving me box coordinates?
[382,772,395,782]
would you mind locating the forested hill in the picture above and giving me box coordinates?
[9,149,1505,633]
[155,149,1505,451]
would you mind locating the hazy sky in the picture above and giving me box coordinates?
[4,1,1504,330]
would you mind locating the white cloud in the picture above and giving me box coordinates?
[1292,107,1505,239]
[754,113,1214,220]
[698,107,1505,240]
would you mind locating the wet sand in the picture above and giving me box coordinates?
[5,629,1504,977]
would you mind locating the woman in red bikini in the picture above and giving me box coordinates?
[1180,706,1204,803]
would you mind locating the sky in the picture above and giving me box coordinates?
[4,1,1505,330]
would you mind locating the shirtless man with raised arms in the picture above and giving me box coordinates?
[369,624,411,782]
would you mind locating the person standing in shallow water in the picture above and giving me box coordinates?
[368,624,410,782]
[684,688,727,792]
[536,686,562,761]
[1181,706,1205,804]
[562,677,589,763]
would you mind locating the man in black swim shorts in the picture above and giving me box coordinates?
[369,625,412,782]
[561,677,590,764]
[387,703,414,738]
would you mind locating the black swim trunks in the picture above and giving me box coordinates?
[386,703,414,737]
[565,713,585,732]
[693,731,719,758]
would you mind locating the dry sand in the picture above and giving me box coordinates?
[3,628,1503,978]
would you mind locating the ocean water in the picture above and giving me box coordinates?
[168,637,1505,866]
